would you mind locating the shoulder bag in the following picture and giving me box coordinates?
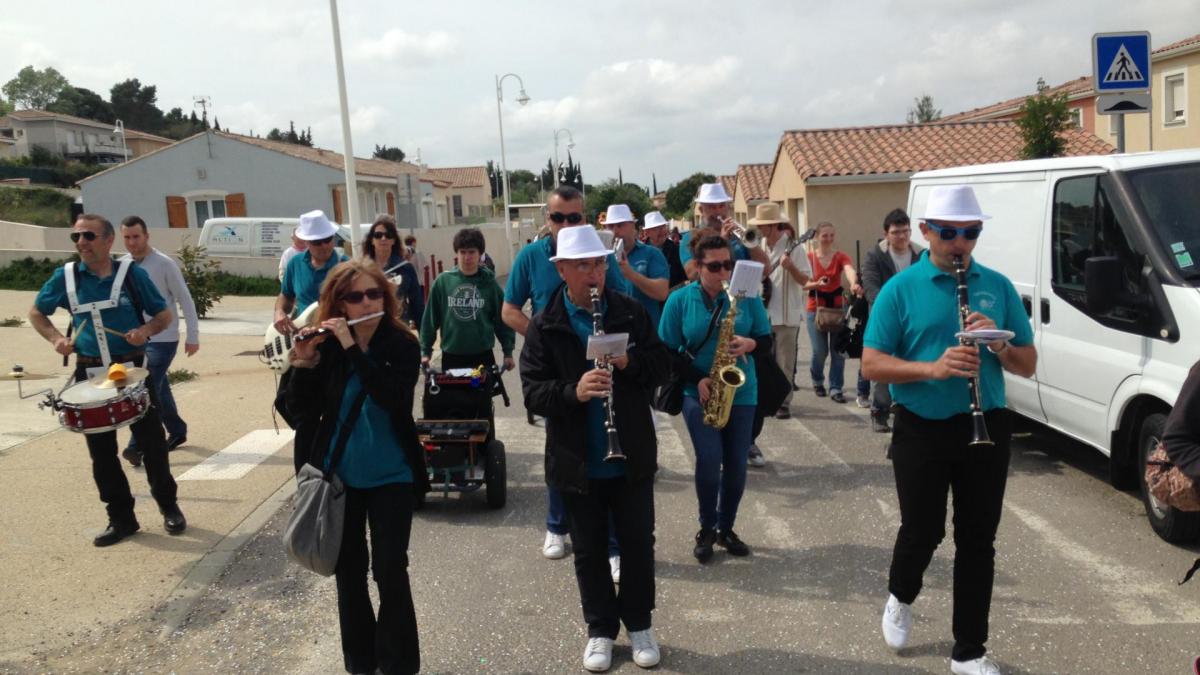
[653,304,724,415]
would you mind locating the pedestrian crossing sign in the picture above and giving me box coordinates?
[1093,32,1151,93]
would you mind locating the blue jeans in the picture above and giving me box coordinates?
[806,311,845,394]
[682,397,754,532]
[128,341,186,450]
[856,369,871,398]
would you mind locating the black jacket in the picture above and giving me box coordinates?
[520,284,671,493]
[861,240,923,306]
[660,239,687,290]
[285,320,431,494]
[1164,360,1200,480]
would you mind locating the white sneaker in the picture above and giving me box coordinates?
[583,637,614,672]
[950,655,1001,675]
[609,555,621,584]
[543,531,567,559]
[881,594,912,651]
[629,628,661,668]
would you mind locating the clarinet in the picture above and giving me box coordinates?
[954,256,994,447]
[590,286,626,462]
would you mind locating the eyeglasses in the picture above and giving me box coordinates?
[311,236,336,246]
[339,287,386,304]
[70,231,98,242]
[548,212,585,225]
[371,231,395,240]
[571,259,608,274]
[926,222,982,241]
[701,260,736,273]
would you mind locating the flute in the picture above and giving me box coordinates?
[294,311,386,343]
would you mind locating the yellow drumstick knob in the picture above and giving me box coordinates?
[107,363,128,381]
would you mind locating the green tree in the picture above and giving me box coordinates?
[177,239,223,318]
[560,151,582,190]
[373,144,406,162]
[585,179,653,224]
[46,86,115,123]
[2,66,69,109]
[109,78,164,132]
[1016,79,1072,159]
[0,96,12,116]
[160,107,207,140]
[507,169,539,203]
[664,171,715,218]
[906,94,941,124]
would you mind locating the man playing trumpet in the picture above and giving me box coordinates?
[679,183,770,281]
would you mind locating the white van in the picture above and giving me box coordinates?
[197,217,362,258]
[908,149,1200,542]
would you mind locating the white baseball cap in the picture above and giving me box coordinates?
[550,226,611,262]
[643,211,668,229]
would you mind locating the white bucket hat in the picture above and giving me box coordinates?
[550,226,611,262]
[295,210,339,240]
[696,182,732,204]
[921,185,991,222]
[604,204,635,225]
[643,211,668,229]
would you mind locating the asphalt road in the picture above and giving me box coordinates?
[10,330,1200,674]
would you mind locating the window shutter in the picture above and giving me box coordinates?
[225,192,246,217]
[386,191,396,216]
[166,196,187,228]
[332,188,344,223]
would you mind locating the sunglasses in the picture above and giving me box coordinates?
[340,287,386,304]
[926,222,982,241]
[548,212,585,225]
[311,235,336,246]
[371,231,395,240]
[701,260,736,273]
[70,231,99,243]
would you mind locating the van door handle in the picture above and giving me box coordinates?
[1021,295,1032,317]
[1040,298,1050,324]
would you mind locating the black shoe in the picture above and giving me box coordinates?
[791,383,800,392]
[93,521,140,547]
[161,503,187,534]
[830,391,847,404]
[871,414,891,433]
[717,530,751,556]
[121,446,142,467]
[813,384,827,397]
[775,406,791,420]
[526,410,536,425]
[166,435,187,451]
[693,528,717,563]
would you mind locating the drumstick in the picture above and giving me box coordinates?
[71,318,88,345]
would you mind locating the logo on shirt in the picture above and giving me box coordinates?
[973,290,998,312]
[447,283,485,320]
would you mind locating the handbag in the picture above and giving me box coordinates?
[1145,441,1200,512]
[653,303,724,415]
[282,388,369,576]
[811,288,845,332]
[754,348,791,414]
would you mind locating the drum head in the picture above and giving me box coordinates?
[61,380,122,404]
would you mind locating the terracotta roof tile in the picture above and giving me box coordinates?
[735,163,772,201]
[222,132,420,179]
[1154,32,1200,55]
[941,76,1094,122]
[426,166,488,188]
[719,174,736,198]
[778,120,1113,181]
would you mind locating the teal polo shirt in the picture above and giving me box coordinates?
[562,289,625,480]
[35,260,167,358]
[281,250,348,317]
[326,369,413,489]
[863,253,1034,420]
[678,231,749,267]
[624,241,669,326]
[505,236,631,314]
[658,281,771,406]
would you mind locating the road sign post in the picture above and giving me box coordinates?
[1093,31,1151,153]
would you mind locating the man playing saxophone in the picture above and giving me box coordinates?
[659,235,772,564]
[861,185,1036,675]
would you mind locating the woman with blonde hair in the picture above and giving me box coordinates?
[802,221,863,404]
[286,258,429,674]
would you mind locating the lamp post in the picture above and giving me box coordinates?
[112,120,128,163]
[328,0,362,257]
[552,128,575,189]
[495,73,530,264]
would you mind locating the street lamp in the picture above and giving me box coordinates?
[553,128,575,189]
[112,120,128,163]
[495,72,530,265]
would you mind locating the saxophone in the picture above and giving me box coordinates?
[702,282,746,429]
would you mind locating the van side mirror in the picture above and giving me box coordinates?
[1085,256,1122,315]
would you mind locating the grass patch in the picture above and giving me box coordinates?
[0,256,78,291]
[0,316,22,327]
[0,186,75,227]
[213,272,280,296]
[167,368,198,385]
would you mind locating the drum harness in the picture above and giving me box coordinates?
[64,259,145,368]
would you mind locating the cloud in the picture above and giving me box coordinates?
[349,30,459,64]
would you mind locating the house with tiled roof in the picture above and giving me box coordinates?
[766,120,1113,260]
[732,163,772,224]
[0,109,173,164]
[423,166,491,225]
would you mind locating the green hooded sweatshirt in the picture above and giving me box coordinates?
[419,266,515,358]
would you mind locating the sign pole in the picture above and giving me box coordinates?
[1115,113,1125,153]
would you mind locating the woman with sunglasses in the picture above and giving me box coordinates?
[362,215,424,327]
[286,259,429,675]
[802,221,863,404]
[659,234,772,563]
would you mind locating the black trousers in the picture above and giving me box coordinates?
[335,482,420,675]
[887,406,1011,663]
[74,356,176,525]
[561,476,656,639]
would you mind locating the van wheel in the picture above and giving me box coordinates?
[1137,412,1200,543]
[484,440,507,509]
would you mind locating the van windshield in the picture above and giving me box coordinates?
[1127,162,1200,280]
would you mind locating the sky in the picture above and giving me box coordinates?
[4,1,1198,189]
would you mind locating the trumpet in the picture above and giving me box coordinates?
[730,224,761,247]
[590,286,626,462]
[953,255,993,448]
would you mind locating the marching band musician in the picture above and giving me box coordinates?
[641,210,686,291]
[519,226,670,672]
[602,204,669,327]
[678,182,770,281]
[273,210,348,336]
[28,214,186,547]
[659,235,772,563]
[861,185,1036,675]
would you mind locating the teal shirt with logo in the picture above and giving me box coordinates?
[35,260,167,358]
[281,250,348,317]
[505,237,631,315]
[562,289,626,480]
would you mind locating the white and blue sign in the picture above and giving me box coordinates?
[1093,32,1151,93]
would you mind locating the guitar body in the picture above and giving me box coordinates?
[262,302,320,373]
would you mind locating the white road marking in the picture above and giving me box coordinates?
[176,429,294,481]
[782,417,855,475]
[875,497,898,524]
[753,500,795,548]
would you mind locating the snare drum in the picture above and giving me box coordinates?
[57,379,151,434]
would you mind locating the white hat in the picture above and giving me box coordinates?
[550,226,611,262]
[921,185,991,222]
[603,204,635,225]
[695,182,732,204]
[296,210,339,240]
[643,211,668,229]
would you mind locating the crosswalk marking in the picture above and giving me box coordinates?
[177,429,294,481]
